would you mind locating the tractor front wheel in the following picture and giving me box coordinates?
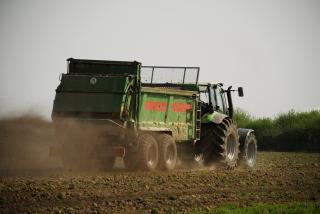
[240,132,257,167]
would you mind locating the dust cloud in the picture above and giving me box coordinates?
[52,118,123,172]
[0,114,125,175]
[0,114,62,175]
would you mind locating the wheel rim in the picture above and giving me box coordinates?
[147,143,157,167]
[226,134,236,160]
[247,140,256,165]
[166,144,175,165]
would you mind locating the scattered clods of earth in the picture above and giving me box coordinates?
[0,152,320,213]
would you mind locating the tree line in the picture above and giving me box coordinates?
[234,109,320,152]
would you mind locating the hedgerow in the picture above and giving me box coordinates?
[234,109,320,151]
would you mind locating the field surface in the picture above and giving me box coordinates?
[0,152,320,213]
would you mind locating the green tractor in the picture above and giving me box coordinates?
[196,83,257,168]
[51,58,257,171]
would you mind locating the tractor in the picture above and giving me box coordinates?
[51,58,257,171]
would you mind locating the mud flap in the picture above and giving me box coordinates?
[238,128,254,149]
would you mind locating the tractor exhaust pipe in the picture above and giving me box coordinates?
[226,86,234,119]
[224,86,244,119]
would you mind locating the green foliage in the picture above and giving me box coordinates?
[234,108,320,137]
[275,110,320,133]
[234,109,320,151]
[233,108,253,127]
[249,118,280,137]
[234,108,278,137]
[214,202,320,214]
[189,203,320,214]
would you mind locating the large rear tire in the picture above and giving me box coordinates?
[199,118,240,169]
[157,134,177,171]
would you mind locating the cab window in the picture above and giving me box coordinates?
[199,85,209,104]
[214,87,225,112]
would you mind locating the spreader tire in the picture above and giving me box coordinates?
[157,134,177,171]
[137,134,159,171]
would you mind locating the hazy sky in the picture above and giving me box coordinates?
[0,0,319,119]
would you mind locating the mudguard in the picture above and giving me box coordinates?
[201,111,228,124]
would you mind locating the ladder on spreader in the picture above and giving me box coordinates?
[195,100,201,141]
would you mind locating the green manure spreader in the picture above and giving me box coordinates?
[51,58,257,171]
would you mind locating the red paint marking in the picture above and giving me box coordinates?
[172,102,192,112]
[144,101,167,111]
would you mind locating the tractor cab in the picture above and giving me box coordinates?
[198,83,244,118]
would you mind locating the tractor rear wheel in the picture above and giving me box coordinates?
[200,118,240,169]
[157,134,177,170]
[240,133,257,167]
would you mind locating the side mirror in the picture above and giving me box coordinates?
[238,87,244,97]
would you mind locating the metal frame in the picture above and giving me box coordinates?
[141,66,200,85]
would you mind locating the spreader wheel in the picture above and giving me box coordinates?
[136,133,159,171]
[157,134,177,171]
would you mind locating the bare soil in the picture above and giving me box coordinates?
[0,152,319,213]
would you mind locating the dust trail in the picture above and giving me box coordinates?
[51,118,123,172]
[0,114,62,175]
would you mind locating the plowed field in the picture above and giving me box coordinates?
[1,152,319,213]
